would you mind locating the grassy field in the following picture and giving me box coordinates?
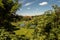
[15,28,34,37]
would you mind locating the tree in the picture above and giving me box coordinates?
[52,4,60,17]
[0,0,21,32]
[0,0,22,39]
[52,4,60,28]
[44,10,52,16]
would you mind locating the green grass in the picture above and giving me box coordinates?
[15,28,34,38]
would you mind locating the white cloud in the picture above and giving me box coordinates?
[27,8,30,9]
[24,2,34,6]
[20,9,22,11]
[39,2,48,6]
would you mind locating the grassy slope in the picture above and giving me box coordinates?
[12,21,34,38]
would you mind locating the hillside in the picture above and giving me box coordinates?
[0,1,60,39]
[11,5,60,40]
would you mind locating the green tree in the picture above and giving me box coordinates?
[0,0,21,39]
[0,0,21,32]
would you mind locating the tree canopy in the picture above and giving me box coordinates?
[0,0,21,32]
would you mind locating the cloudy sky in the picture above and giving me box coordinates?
[16,0,60,16]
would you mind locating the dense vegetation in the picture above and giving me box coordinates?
[13,5,60,40]
[33,5,60,40]
[0,0,22,40]
[0,0,60,40]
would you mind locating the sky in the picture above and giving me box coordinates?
[16,0,60,16]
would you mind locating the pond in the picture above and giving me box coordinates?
[20,23,25,27]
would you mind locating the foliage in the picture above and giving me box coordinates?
[0,1,60,40]
[15,4,60,40]
[0,0,21,32]
[0,0,22,40]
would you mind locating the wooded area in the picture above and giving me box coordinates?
[0,0,60,40]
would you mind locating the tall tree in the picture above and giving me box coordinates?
[0,0,21,32]
[52,4,60,17]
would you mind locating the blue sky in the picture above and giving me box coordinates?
[16,0,60,16]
